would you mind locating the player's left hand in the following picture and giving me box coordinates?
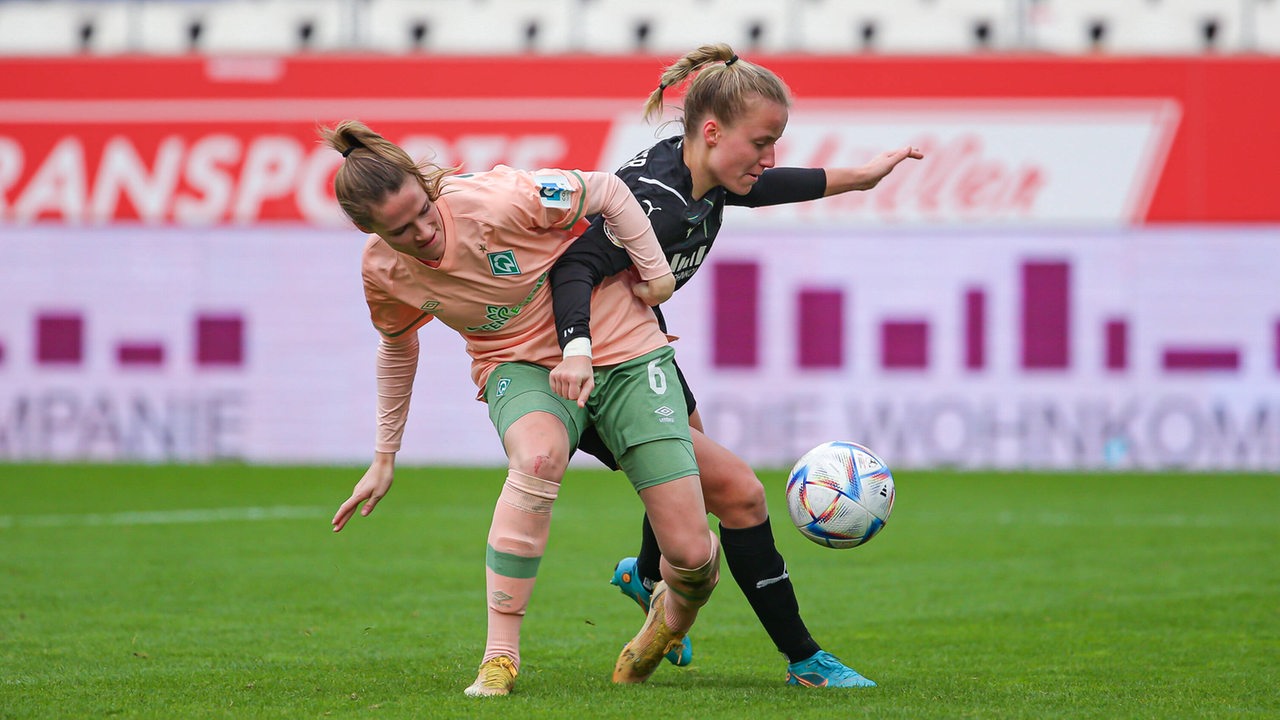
[550,355,595,408]
[856,146,925,190]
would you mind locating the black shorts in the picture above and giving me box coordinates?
[576,358,696,471]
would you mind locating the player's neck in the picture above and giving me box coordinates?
[683,143,716,201]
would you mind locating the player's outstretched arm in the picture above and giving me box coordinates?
[824,145,924,195]
[332,451,396,532]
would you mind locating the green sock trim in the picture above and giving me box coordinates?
[486,544,542,579]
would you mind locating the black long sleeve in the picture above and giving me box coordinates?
[729,167,827,207]
[550,218,631,348]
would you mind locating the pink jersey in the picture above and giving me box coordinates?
[362,166,669,394]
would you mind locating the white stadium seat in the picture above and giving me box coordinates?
[0,0,131,55]
[1250,0,1280,52]
[132,0,223,54]
[1028,0,1244,54]
[366,0,574,55]
[644,0,798,56]
[574,0,682,54]
[795,0,1015,54]
[195,0,351,54]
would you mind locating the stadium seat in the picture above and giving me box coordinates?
[574,0,680,54]
[644,0,799,55]
[794,0,1012,54]
[195,0,351,54]
[1252,0,1280,52]
[366,0,574,55]
[132,0,223,54]
[872,0,1016,53]
[1027,0,1243,54]
[793,0,883,54]
[0,0,132,55]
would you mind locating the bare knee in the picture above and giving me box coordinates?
[663,533,720,605]
[662,531,716,572]
[705,470,768,528]
[507,450,568,482]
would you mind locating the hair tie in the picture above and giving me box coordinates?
[658,81,668,91]
[341,146,356,158]
[725,54,739,66]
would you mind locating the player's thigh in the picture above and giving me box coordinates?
[691,427,768,527]
[485,362,586,474]
[638,473,714,569]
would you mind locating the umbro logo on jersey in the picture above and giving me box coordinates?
[420,300,440,312]
[654,406,675,423]
[487,250,522,276]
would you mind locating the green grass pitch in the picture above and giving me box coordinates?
[1,464,1276,719]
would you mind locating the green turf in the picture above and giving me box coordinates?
[1,464,1276,719]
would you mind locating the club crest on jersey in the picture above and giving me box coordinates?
[535,175,573,209]
[495,377,511,398]
[603,224,624,248]
[487,250,522,276]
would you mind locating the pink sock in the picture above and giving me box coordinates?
[479,470,558,668]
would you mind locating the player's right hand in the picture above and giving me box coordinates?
[332,454,395,532]
[550,355,595,408]
[633,271,675,306]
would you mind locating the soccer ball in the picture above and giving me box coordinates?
[785,441,895,549]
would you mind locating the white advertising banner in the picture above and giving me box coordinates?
[1,226,1277,470]
[600,99,1181,227]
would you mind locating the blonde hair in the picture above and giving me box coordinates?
[319,120,457,229]
[642,43,791,137]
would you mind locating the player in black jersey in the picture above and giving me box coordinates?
[547,44,922,688]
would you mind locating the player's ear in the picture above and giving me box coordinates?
[702,118,721,147]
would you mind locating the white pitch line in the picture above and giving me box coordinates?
[0,506,329,529]
[902,511,1271,529]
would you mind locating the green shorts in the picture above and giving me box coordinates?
[485,346,697,492]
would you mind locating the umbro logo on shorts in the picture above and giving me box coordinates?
[654,406,675,423]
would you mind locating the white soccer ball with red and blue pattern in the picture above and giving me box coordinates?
[786,441,895,549]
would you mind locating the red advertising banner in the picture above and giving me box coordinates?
[0,54,1275,225]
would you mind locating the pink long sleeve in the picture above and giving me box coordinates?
[580,171,670,281]
[374,334,419,453]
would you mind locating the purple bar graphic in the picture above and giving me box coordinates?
[118,342,164,367]
[712,262,759,368]
[1105,319,1128,371]
[196,314,244,366]
[1275,320,1280,372]
[881,320,928,369]
[797,289,843,369]
[36,313,83,364]
[1163,348,1239,371]
[0,341,5,366]
[1021,261,1070,369]
[964,288,985,370]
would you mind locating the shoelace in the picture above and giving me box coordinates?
[479,657,517,685]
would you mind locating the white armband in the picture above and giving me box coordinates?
[562,337,593,359]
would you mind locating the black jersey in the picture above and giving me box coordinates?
[550,136,826,346]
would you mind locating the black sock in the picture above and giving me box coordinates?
[720,517,821,664]
[635,513,662,592]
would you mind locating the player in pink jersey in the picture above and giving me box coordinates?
[323,120,719,696]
